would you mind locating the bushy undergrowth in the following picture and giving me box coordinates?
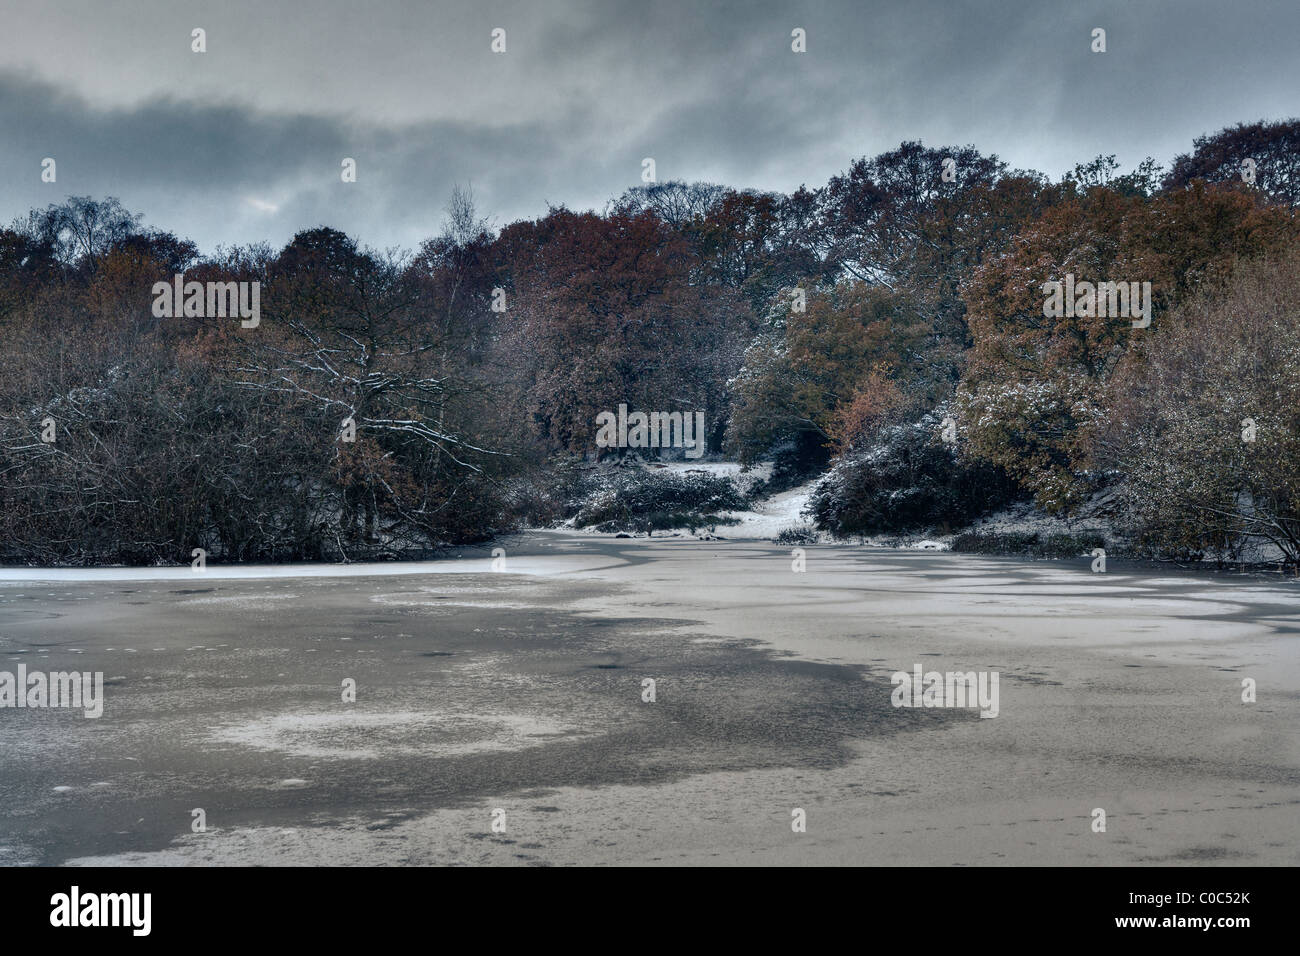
[508,456,605,528]
[808,414,1019,537]
[774,526,818,545]
[572,468,748,533]
[747,435,829,498]
[950,530,1107,557]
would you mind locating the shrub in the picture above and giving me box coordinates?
[1100,250,1300,564]
[808,411,1019,536]
[951,531,1106,557]
[573,469,748,533]
[508,456,605,527]
[774,526,818,545]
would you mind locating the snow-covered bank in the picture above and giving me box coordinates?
[614,461,1114,554]
[573,459,950,546]
[558,459,824,541]
[714,481,816,539]
[652,460,817,539]
[0,553,599,583]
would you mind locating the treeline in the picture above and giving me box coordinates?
[1,119,1298,564]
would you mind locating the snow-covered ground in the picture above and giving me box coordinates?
[716,482,815,539]
[964,496,1113,540]
[603,460,820,540]
[646,459,769,487]
[642,461,948,546]
[596,461,947,547]
[0,553,595,583]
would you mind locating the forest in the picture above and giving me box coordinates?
[1,118,1298,566]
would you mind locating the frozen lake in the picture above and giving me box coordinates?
[1,531,1297,866]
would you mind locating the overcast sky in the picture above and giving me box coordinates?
[1,0,1296,253]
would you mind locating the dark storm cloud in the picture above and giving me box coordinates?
[0,69,594,253]
[0,0,1297,252]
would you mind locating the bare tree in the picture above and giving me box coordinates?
[15,196,143,270]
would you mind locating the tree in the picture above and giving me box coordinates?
[498,206,750,455]
[1163,119,1300,209]
[1101,250,1300,562]
[820,142,1053,394]
[1067,154,1163,197]
[233,228,509,549]
[15,196,143,270]
[0,228,58,316]
[727,282,922,464]
[820,141,1007,287]
[683,186,830,313]
[958,180,1299,511]
[612,180,728,227]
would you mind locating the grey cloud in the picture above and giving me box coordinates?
[0,0,1297,253]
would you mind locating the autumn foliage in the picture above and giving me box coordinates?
[1,117,1298,563]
